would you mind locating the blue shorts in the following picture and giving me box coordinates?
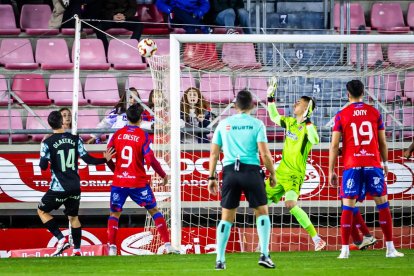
[341,167,387,201]
[110,185,157,212]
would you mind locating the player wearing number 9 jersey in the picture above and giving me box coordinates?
[38,111,114,256]
[329,80,404,259]
[105,103,179,255]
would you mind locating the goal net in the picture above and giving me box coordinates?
[149,34,414,253]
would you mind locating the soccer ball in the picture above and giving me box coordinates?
[138,38,157,58]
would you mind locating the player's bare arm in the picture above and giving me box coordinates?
[208,143,220,196]
[378,130,389,175]
[329,131,341,188]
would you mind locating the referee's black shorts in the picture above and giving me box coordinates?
[221,163,267,209]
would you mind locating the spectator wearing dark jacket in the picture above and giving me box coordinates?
[156,0,210,34]
[211,0,252,34]
[96,0,142,53]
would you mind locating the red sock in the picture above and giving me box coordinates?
[378,206,393,241]
[350,218,362,243]
[354,209,370,236]
[341,208,353,245]
[153,212,170,243]
[107,216,119,245]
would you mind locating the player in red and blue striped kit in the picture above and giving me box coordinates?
[329,80,404,259]
[106,103,179,255]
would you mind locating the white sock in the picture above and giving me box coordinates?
[341,245,350,253]
[386,241,395,251]
[312,235,321,244]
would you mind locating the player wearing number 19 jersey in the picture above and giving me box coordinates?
[329,79,403,259]
[106,103,178,255]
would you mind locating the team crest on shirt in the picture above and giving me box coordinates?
[298,126,303,131]
[225,125,231,131]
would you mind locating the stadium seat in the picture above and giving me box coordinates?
[234,76,267,103]
[402,107,414,139]
[26,109,52,142]
[367,74,404,104]
[61,28,94,36]
[138,4,169,35]
[180,74,197,96]
[74,39,110,70]
[106,28,133,35]
[48,74,87,106]
[370,3,410,33]
[153,39,169,56]
[183,43,224,70]
[199,74,234,104]
[404,72,414,103]
[0,109,28,142]
[333,3,370,33]
[222,43,261,70]
[108,39,146,70]
[0,4,21,35]
[20,4,59,35]
[77,109,101,141]
[0,39,38,70]
[408,3,414,30]
[11,74,52,106]
[84,74,119,106]
[126,74,153,103]
[0,75,10,106]
[387,44,414,67]
[35,39,73,70]
[255,107,284,142]
[349,44,386,67]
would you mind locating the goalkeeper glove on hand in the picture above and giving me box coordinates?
[267,76,278,103]
[303,98,315,122]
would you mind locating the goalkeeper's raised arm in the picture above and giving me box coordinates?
[266,77,282,126]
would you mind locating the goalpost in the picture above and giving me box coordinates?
[152,34,414,251]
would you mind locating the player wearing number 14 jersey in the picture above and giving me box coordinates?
[106,103,179,255]
[329,80,404,259]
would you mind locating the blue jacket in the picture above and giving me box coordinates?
[156,0,210,17]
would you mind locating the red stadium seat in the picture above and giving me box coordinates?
[180,74,197,97]
[138,4,169,35]
[36,39,73,70]
[0,39,38,70]
[349,44,386,67]
[0,4,21,35]
[235,76,267,103]
[106,28,133,35]
[12,74,52,106]
[48,74,87,106]
[370,3,410,33]
[20,4,59,35]
[77,109,101,141]
[127,74,153,103]
[404,72,414,103]
[367,74,405,104]
[183,43,224,70]
[387,44,414,67]
[108,39,146,70]
[74,39,110,70]
[26,109,53,142]
[255,107,285,142]
[84,74,119,106]
[222,43,261,70]
[333,3,370,33]
[200,74,234,104]
[402,107,414,139]
[0,109,28,142]
[152,39,170,56]
[407,3,414,30]
[0,75,10,106]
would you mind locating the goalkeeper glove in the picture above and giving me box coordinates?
[267,76,278,103]
[303,98,315,121]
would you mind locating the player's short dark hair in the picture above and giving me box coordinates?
[48,111,63,130]
[301,96,316,110]
[235,90,253,111]
[346,79,364,98]
[126,103,144,123]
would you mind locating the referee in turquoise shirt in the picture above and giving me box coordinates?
[208,90,276,270]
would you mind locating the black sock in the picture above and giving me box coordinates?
[44,219,64,240]
[71,227,82,249]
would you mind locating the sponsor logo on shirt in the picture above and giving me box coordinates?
[226,125,231,131]
[353,149,374,157]
[232,125,253,130]
[118,171,137,179]
[286,130,298,140]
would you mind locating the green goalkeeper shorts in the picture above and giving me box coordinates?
[265,171,304,204]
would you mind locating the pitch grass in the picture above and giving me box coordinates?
[1,250,413,275]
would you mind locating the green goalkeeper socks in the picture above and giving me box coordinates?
[290,205,318,238]
[216,220,232,262]
[256,215,271,256]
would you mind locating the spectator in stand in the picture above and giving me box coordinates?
[49,0,67,29]
[210,0,252,34]
[156,0,210,34]
[95,0,143,53]
[86,87,153,144]
[180,87,213,143]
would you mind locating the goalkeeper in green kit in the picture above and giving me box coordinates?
[266,77,326,251]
